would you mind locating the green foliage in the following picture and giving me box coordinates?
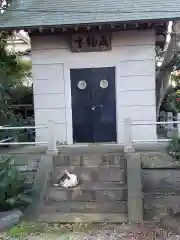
[0,31,32,127]
[162,72,180,113]
[10,85,33,105]
[0,114,29,141]
[0,156,33,211]
[166,91,180,114]
[0,32,31,88]
[166,135,180,160]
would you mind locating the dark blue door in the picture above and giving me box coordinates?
[70,67,116,143]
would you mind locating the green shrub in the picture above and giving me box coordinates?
[166,135,180,160]
[0,157,33,211]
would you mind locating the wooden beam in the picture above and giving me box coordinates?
[75,26,79,31]
[39,27,43,33]
[29,21,165,37]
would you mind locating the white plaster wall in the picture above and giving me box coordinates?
[31,29,156,144]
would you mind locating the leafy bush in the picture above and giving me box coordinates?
[166,135,180,160]
[166,91,180,114]
[0,157,33,211]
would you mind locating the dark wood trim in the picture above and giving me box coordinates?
[31,23,164,35]
[1,18,169,32]
[27,23,167,46]
[27,22,166,48]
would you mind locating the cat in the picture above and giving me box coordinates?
[53,170,79,188]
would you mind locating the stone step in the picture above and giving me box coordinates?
[47,184,127,201]
[58,145,125,154]
[38,212,127,223]
[41,200,127,213]
[53,166,126,183]
[54,152,126,167]
[51,181,125,189]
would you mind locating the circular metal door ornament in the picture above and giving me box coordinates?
[100,79,108,89]
[77,80,87,89]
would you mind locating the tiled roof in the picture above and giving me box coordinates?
[0,0,180,28]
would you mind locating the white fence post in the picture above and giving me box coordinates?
[47,120,57,155]
[177,113,180,136]
[124,117,134,153]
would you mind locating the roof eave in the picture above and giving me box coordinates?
[0,17,174,31]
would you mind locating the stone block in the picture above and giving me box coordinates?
[48,185,127,202]
[41,201,127,213]
[53,166,126,182]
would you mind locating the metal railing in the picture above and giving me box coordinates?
[0,117,35,143]
[0,120,57,154]
[1,117,179,153]
[123,117,180,152]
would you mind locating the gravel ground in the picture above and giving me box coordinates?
[3,222,180,240]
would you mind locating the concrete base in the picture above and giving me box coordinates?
[38,213,128,223]
[124,146,135,153]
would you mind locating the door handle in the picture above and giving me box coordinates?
[92,105,102,110]
[96,105,103,108]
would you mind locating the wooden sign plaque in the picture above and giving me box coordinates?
[70,33,111,52]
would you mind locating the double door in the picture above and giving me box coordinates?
[70,67,116,143]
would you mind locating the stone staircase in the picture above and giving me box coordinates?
[38,148,128,222]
